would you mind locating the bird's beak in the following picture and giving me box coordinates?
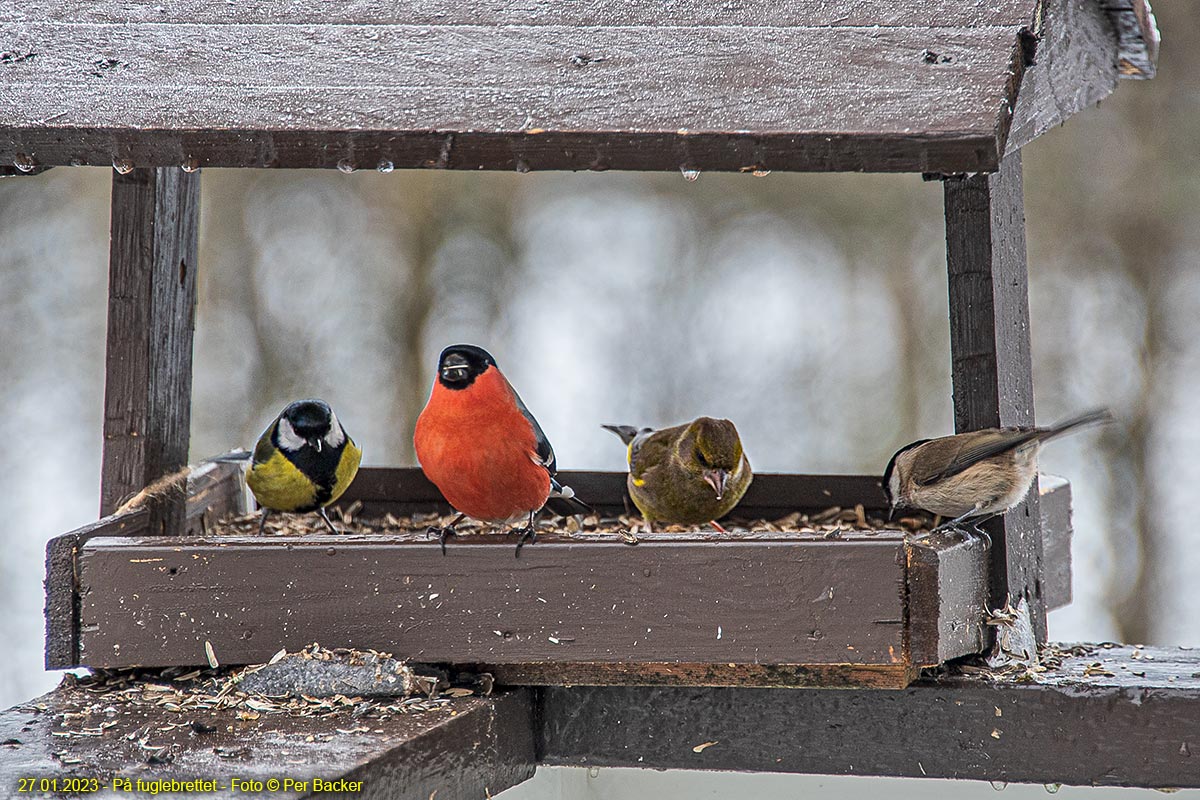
[703,469,729,501]
[308,437,322,452]
[886,505,896,523]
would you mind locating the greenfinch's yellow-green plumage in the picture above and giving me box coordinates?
[603,417,752,528]
[246,399,361,534]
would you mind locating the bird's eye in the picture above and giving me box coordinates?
[696,450,709,468]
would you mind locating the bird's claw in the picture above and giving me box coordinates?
[427,525,457,555]
[513,525,537,558]
[927,521,992,548]
[318,507,341,535]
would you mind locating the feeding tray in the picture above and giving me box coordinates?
[45,462,1072,689]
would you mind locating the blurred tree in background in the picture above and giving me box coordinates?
[0,1,1195,711]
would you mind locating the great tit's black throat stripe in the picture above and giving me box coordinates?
[271,426,347,511]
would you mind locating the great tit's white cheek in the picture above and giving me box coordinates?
[325,412,346,448]
[277,417,306,452]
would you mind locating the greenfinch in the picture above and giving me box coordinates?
[603,417,752,531]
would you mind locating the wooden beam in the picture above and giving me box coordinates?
[943,152,1046,641]
[101,167,200,535]
[0,2,1046,173]
[538,644,1200,788]
[1005,0,1120,155]
[73,529,920,685]
[1102,0,1160,78]
[43,462,245,668]
[45,468,1073,676]
[0,687,536,800]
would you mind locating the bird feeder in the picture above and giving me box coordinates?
[4,0,1190,795]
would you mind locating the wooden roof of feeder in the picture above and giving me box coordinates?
[0,0,1158,174]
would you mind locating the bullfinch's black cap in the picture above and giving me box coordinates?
[437,344,497,390]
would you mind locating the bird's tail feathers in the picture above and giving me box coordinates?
[546,478,592,517]
[208,449,253,463]
[602,424,641,445]
[1039,408,1113,442]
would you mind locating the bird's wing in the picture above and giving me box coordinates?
[507,380,557,475]
[914,429,1040,486]
[251,422,279,466]
[629,426,678,482]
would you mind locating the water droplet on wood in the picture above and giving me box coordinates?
[376,159,394,174]
[113,157,135,174]
[336,159,356,174]
[680,166,701,182]
[181,157,200,173]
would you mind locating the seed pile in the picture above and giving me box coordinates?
[217,503,930,539]
[52,644,465,736]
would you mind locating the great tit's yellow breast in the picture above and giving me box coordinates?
[247,450,320,513]
[329,439,363,505]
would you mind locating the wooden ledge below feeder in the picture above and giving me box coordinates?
[45,466,1073,689]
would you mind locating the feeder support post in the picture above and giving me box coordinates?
[943,151,1047,641]
[100,167,200,535]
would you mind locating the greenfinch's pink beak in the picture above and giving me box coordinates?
[703,469,729,501]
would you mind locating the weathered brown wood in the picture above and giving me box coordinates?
[45,468,1072,674]
[43,511,147,669]
[0,0,1041,26]
[74,531,914,679]
[1103,0,1160,78]
[101,167,200,535]
[943,152,1046,642]
[906,533,989,665]
[0,687,536,800]
[341,469,898,518]
[43,461,243,669]
[0,3,1050,173]
[1006,0,1121,155]
[539,644,1200,788]
[1039,475,1073,611]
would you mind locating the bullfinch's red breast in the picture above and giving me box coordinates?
[414,344,587,554]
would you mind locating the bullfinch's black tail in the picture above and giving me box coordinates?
[602,424,642,446]
[1039,408,1113,442]
[545,478,592,517]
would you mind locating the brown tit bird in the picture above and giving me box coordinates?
[883,409,1111,535]
[603,417,752,531]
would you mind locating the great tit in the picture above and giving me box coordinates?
[883,408,1112,537]
[603,417,753,531]
[245,399,362,534]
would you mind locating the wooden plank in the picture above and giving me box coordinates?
[2,0,1040,26]
[45,468,1071,675]
[340,469,897,518]
[1102,0,1160,78]
[0,13,1035,173]
[101,167,200,535]
[42,463,242,669]
[943,152,1047,642]
[539,644,1200,788]
[1005,0,1120,155]
[74,531,913,683]
[906,534,989,665]
[42,511,147,669]
[1040,475,1073,611]
[0,687,536,800]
